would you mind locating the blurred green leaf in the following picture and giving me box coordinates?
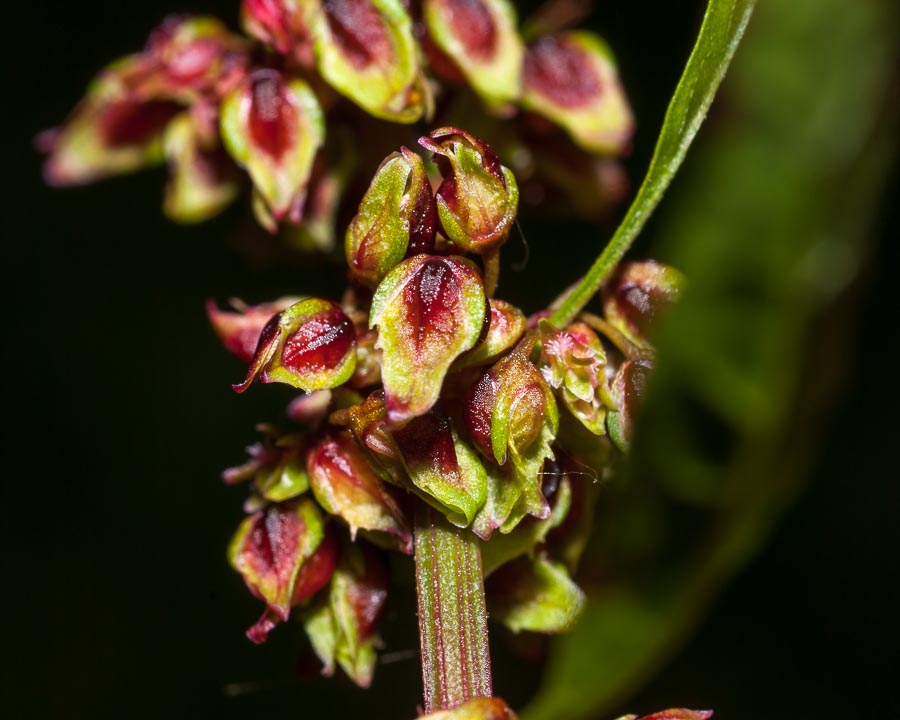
[526,0,899,718]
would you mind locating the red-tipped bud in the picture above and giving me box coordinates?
[420,127,519,254]
[207,296,302,363]
[307,431,412,553]
[392,407,487,527]
[222,424,310,503]
[418,697,517,720]
[163,113,239,223]
[464,339,558,528]
[369,255,488,424]
[456,299,526,369]
[227,498,330,642]
[522,32,633,155]
[602,260,684,347]
[234,298,357,393]
[606,358,654,452]
[422,0,523,111]
[486,554,584,634]
[302,543,389,687]
[219,69,324,229]
[301,0,426,122]
[345,147,436,288]
[242,0,312,63]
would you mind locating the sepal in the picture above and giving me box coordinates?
[420,127,519,254]
[220,69,324,228]
[234,298,357,393]
[602,260,684,347]
[207,296,301,363]
[345,147,436,288]
[370,255,488,424]
[522,31,633,154]
[422,0,523,111]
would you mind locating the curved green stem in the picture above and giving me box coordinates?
[550,0,757,328]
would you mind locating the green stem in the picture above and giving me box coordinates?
[415,504,493,713]
[550,0,756,328]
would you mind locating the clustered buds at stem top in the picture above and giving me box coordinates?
[42,4,633,236]
[209,128,683,709]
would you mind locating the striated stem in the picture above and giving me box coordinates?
[415,504,493,713]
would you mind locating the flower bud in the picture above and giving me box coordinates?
[227,498,332,642]
[223,424,310,503]
[521,32,633,155]
[455,299,526,369]
[219,69,324,229]
[163,113,239,223]
[242,0,312,64]
[418,697,517,720]
[464,340,558,527]
[419,127,519,254]
[302,543,389,687]
[301,0,426,122]
[392,407,487,527]
[539,320,610,435]
[345,147,436,288]
[234,298,357,393]
[422,0,523,111]
[606,358,654,452]
[370,255,488,424]
[307,431,412,553]
[602,260,684,347]
[486,554,584,634]
[207,296,302,362]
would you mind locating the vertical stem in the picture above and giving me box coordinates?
[415,504,493,713]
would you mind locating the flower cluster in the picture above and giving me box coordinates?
[39,1,633,245]
[209,127,683,687]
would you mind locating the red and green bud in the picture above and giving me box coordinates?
[345,147,436,288]
[602,260,684,347]
[521,32,633,155]
[223,424,310,503]
[163,113,239,223]
[242,0,312,64]
[486,554,584,634]
[455,299,526,369]
[418,698,517,720]
[301,0,426,122]
[464,339,558,527]
[422,0,523,111]
[420,128,519,254]
[392,407,488,527]
[39,81,179,186]
[617,712,713,720]
[227,498,332,642]
[234,298,357,393]
[539,320,610,435]
[207,296,301,363]
[220,69,324,229]
[302,543,389,687]
[370,255,488,424]
[606,358,654,453]
[307,431,412,553]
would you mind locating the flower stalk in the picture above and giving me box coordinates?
[415,504,493,713]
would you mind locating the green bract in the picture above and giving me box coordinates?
[220,70,324,230]
[423,0,523,111]
[370,255,488,424]
[345,147,436,288]
[301,0,426,122]
[234,297,357,393]
[521,31,633,155]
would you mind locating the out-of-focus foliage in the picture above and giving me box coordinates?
[525,0,899,718]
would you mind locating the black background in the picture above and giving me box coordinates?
[5,1,898,717]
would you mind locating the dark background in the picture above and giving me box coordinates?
[5,1,898,717]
